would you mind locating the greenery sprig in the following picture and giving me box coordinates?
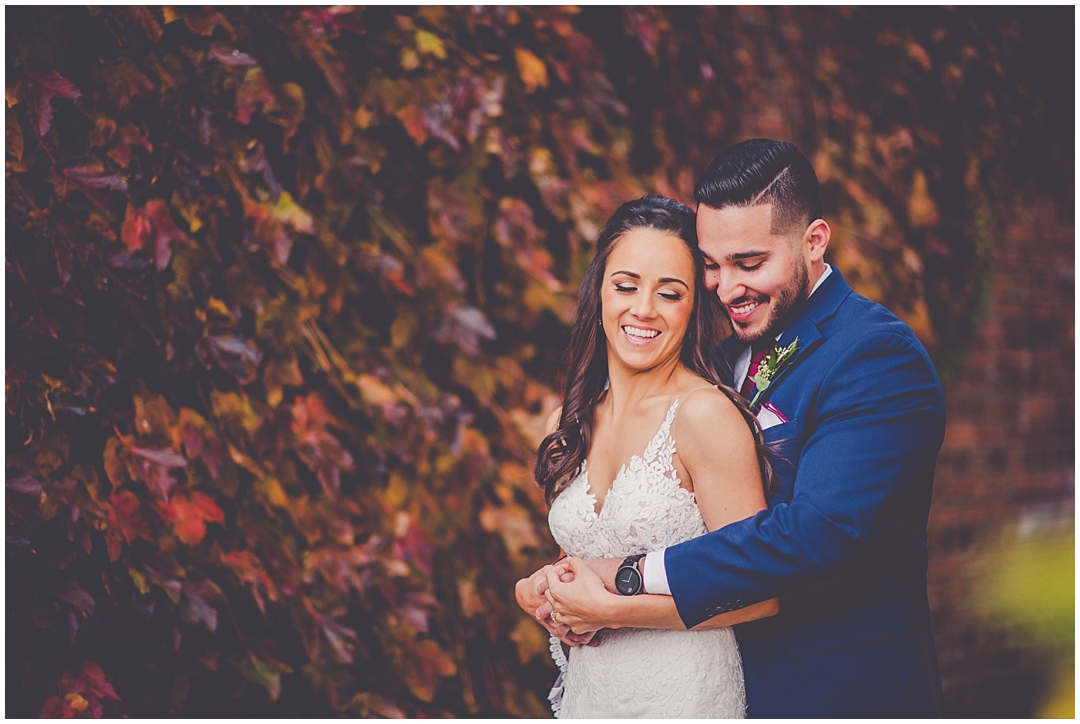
[749,338,800,408]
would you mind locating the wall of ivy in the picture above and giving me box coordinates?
[6,6,1071,717]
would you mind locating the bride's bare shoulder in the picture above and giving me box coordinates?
[675,386,753,445]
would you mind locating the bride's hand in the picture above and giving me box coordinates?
[544,557,618,634]
[517,564,599,647]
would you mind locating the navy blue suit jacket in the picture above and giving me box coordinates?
[665,269,946,717]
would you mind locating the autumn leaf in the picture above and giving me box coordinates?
[103,490,153,561]
[514,47,548,92]
[220,548,279,614]
[402,639,456,702]
[7,473,43,496]
[242,191,314,264]
[235,654,293,702]
[52,580,96,617]
[210,41,258,68]
[121,436,186,501]
[6,113,24,162]
[128,199,188,271]
[23,70,81,136]
[62,162,127,192]
[126,6,163,42]
[178,578,223,631]
[234,67,276,125]
[106,123,153,168]
[434,306,497,356]
[95,57,154,113]
[154,490,225,545]
[415,30,447,60]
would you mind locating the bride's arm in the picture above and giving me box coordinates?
[545,558,776,632]
[545,388,779,632]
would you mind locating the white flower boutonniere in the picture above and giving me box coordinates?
[749,338,800,408]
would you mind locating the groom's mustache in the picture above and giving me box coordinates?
[725,293,768,310]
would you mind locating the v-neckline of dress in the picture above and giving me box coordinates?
[580,398,680,517]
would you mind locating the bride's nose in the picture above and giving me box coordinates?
[631,292,658,319]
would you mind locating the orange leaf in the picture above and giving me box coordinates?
[514,47,548,93]
[155,490,224,545]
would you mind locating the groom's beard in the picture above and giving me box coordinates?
[730,256,810,345]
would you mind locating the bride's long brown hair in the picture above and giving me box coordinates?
[534,195,774,504]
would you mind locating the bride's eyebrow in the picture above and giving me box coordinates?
[610,270,688,290]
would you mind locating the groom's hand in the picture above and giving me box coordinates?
[515,566,598,647]
[581,557,622,594]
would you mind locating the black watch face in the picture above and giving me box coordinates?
[615,565,641,596]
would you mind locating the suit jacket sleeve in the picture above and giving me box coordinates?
[666,330,946,628]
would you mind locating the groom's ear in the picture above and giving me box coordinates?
[804,219,830,262]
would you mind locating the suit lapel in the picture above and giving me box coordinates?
[748,269,852,409]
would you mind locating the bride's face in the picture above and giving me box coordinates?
[600,227,696,374]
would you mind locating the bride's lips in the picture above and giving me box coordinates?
[621,325,661,346]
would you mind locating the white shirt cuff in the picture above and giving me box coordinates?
[642,549,671,595]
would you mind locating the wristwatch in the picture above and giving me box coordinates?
[615,553,646,596]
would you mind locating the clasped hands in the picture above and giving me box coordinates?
[515,556,620,647]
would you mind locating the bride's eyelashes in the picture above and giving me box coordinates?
[612,283,685,301]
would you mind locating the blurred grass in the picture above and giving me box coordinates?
[973,522,1074,718]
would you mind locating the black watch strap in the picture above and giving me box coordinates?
[615,553,646,596]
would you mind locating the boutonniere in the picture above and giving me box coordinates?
[749,338,800,408]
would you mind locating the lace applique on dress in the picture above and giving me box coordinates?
[546,397,746,719]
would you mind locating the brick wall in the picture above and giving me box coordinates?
[927,198,1074,716]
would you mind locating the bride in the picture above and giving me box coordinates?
[520,195,778,718]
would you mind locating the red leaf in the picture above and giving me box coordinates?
[234,68,276,125]
[103,490,153,560]
[24,70,81,136]
[120,199,187,270]
[120,202,152,251]
[62,163,127,192]
[106,123,152,168]
[74,661,120,702]
[38,695,73,718]
[155,490,224,545]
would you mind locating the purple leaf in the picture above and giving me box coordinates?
[52,580,96,616]
[7,474,43,495]
[209,42,257,68]
[128,445,187,467]
[63,163,127,192]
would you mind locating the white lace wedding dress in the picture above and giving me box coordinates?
[546,398,746,718]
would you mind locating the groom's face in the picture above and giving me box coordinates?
[697,203,811,344]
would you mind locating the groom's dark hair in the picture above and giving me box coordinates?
[694,139,822,236]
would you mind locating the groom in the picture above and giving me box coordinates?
[518,139,946,717]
